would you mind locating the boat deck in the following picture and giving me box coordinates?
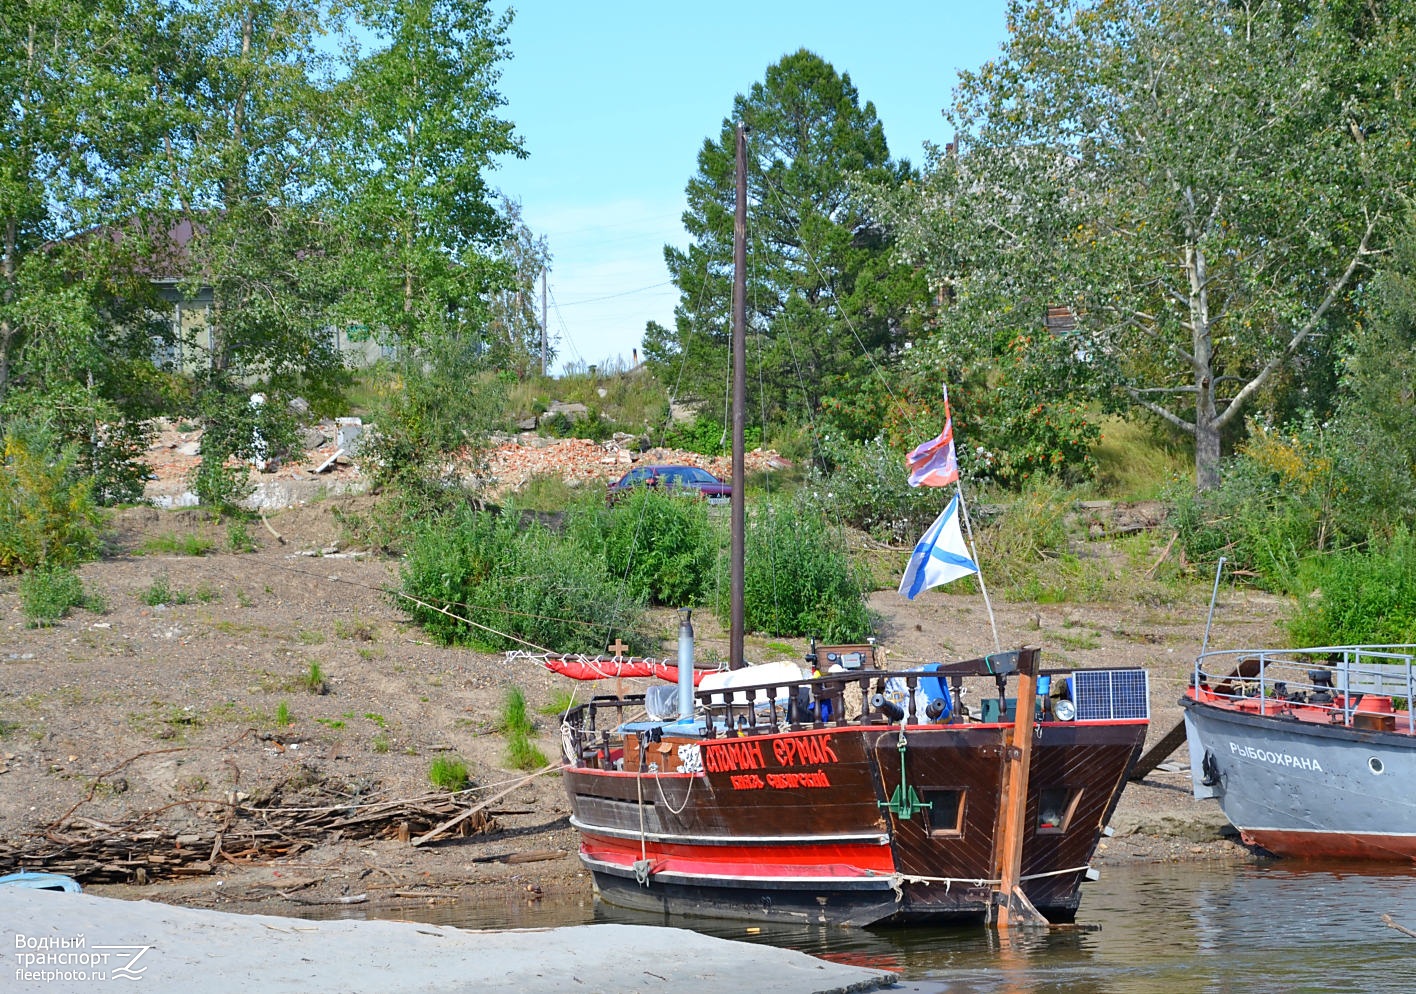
[1188,645,1416,735]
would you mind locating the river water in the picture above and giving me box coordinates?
[333,861,1416,993]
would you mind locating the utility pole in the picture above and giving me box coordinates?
[540,269,548,376]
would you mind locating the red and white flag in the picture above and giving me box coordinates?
[905,384,960,487]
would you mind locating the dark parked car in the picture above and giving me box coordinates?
[606,464,731,504]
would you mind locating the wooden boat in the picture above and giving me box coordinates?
[559,642,1149,926]
[556,124,1149,927]
[1182,644,1416,861]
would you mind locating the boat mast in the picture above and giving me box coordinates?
[730,122,747,670]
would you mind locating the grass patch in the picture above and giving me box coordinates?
[18,566,87,627]
[500,686,547,770]
[1091,416,1190,499]
[428,754,470,791]
[212,619,267,637]
[504,365,670,438]
[497,687,534,736]
[296,629,326,645]
[207,701,260,723]
[333,617,378,641]
[140,533,215,556]
[226,519,258,553]
[539,687,578,717]
[371,732,390,753]
[304,660,328,694]
[1288,528,1416,645]
[507,736,549,770]
[141,574,191,607]
[1053,628,1102,651]
[514,472,582,510]
[275,701,293,726]
[130,703,203,741]
[315,717,346,729]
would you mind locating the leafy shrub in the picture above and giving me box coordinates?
[601,487,721,606]
[397,504,650,655]
[189,458,254,515]
[540,408,617,442]
[807,434,938,543]
[227,520,257,553]
[969,394,1100,487]
[1168,417,1348,590]
[361,342,506,494]
[659,414,760,456]
[0,419,103,574]
[969,476,1075,591]
[18,566,87,627]
[0,386,153,506]
[196,388,300,469]
[947,332,1105,487]
[1288,528,1416,646]
[717,496,872,642]
[428,754,470,791]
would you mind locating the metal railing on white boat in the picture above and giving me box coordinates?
[1193,645,1416,734]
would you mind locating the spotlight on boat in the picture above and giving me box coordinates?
[1309,668,1335,689]
[1052,698,1077,721]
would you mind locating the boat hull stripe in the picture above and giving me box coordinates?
[567,815,888,848]
[577,832,898,876]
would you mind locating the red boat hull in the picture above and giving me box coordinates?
[563,718,1146,925]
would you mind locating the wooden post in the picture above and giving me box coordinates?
[992,646,1047,928]
[609,639,628,699]
[729,122,747,671]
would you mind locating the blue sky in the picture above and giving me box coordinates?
[488,2,1009,374]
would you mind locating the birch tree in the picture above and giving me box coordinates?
[329,0,522,355]
[882,0,1415,489]
[152,0,346,388]
[0,0,168,402]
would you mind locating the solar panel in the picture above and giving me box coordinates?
[1072,668,1150,721]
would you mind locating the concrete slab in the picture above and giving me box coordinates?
[2,889,894,994]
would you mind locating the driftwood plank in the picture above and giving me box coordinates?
[410,765,558,847]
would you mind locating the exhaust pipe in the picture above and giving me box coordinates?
[677,609,695,720]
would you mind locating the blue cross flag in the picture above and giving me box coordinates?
[898,493,979,600]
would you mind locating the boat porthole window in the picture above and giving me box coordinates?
[923,788,965,837]
[1036,787,1083,835]
[1369,757,1384,775]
